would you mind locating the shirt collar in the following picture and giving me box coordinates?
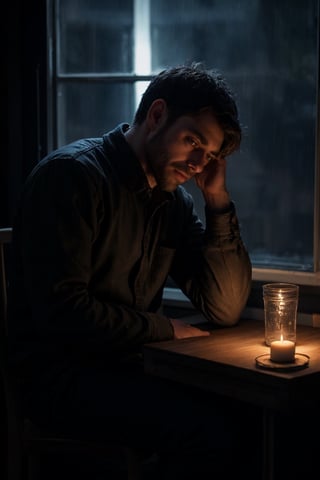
[103,123,174,204]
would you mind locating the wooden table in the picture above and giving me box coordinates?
[143,317,320,480]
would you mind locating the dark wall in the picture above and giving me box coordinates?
[4,0,48,227]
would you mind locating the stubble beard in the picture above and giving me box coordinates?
[145,151,175,192]
[146,122,195,192]
[145,134,179,193]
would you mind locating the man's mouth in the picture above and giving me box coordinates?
[174,168,190,182]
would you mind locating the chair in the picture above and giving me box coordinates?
[0,227,143,480]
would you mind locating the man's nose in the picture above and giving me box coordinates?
[187,150,209,173]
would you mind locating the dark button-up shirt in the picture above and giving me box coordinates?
[9,123,251,373]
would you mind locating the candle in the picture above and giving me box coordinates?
[270,336,295,363]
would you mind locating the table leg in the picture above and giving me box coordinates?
[262,408,275,480]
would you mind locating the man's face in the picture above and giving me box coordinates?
[145,109,224,192]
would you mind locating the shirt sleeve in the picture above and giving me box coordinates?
[170,200,252,326]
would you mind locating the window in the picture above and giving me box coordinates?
[47,0,320,314]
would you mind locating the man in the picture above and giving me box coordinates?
[8,63,255,478]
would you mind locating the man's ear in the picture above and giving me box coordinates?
[146,99,167,131]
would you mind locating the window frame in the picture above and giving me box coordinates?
[46,0,320,317]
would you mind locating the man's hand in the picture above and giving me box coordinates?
[170,318,210,339]
[195,157,230,211]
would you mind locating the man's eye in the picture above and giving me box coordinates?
[187,137,199,148]
[207,154,216,163]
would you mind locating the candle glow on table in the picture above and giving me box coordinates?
[270,335,295,363]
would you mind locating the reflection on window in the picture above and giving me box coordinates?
[51,0,318,273]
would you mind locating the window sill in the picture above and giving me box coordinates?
[252,268,320,287]
[163,266,320,327]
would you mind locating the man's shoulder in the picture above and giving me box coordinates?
[24,137,107,192]
[50,137,104,160]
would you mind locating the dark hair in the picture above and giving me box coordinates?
[133,62,242,156]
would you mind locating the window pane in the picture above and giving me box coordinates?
[150,0,317,271]
[54,0,318,271]
[58,0,133,73]
[57,82,135,145]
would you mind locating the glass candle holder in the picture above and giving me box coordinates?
[262,283,299,347]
